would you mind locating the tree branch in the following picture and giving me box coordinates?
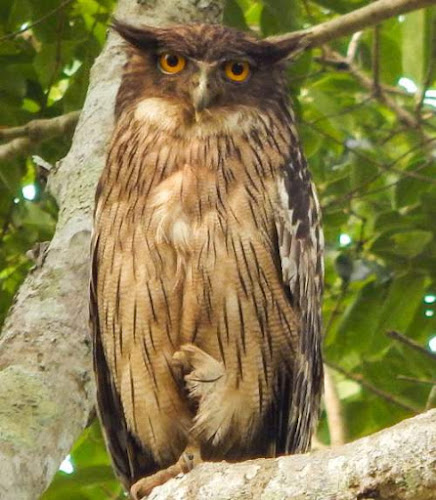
[269,0,436,48]
[143,410,436,500]
[387,330,436,361]
[326,361,421,413]
[0,0,75,42]
[317,50,423,130]
[324,366,347,445]
[0,111,80,163]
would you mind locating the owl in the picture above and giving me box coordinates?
[90,20,324,499]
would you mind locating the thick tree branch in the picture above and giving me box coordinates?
[0,111,80,163]
[144,410,436,500]
[269,0,436,48]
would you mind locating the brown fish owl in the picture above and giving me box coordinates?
[90,20,324,499]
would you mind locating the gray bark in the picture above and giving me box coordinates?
[147,410,436,500]
[0,2,224,499]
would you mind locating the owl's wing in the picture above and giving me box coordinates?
[90,234,160,490]
[273,153,324,454]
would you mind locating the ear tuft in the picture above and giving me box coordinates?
[264,32,309,62]
[111,19,159,51]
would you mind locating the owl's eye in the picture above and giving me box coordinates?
[224,61,251,83]
[158,53,186,74]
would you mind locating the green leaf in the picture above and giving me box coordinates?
[223,0,249,30]
[390,231,433,257]
[310,0,367,14]
[371,273,427,353]
[379,24,403,86]
[33,42,76,88]
[326,281,386,367]
[395,161,436,207]
[260,0,301,35]
[0,67,26,98]
[402,9,432,84]
[300,123,323,158]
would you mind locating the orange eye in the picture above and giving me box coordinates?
[158,53,186,74]
[224,60,251,82]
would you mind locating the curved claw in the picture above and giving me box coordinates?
[129,445,202,499]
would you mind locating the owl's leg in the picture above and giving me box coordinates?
[129,441,202,499]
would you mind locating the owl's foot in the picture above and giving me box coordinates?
[172,343,225,384]
[172,344,225,402]
[129,444,202,499]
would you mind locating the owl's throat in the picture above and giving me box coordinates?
[134,97,261,138]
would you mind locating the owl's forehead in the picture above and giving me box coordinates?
[152,24,268,62]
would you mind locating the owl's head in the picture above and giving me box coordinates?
[113,21,303,125]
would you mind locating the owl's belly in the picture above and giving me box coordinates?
[147,163,297,364]
[146,171,299,455]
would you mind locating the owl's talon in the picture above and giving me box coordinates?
[129,464,183,499]
[181,447,199,471]
[171,349,190,371]
[129,445,201,499]
[172,343,222,374]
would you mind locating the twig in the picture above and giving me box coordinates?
[313,58,415,98]
[346,31,363,63]
[372,25,381,95]
[324,366,347,445]
[324,286,349,336]
[0,111,80,163]
[416,59,436,116]
[301,0,316,23]
[397,375,436,386]
[41,8,67,113]
[323,50,423,130]
[307,96,373,126]
[426,386,436,410]
[268,0,436,49]
[0,0,75,42]
[305,120,436,186]
[0,200,15,243]
[325,159,433,208]
[416,14,436,116]
[387,330,436,362]
[326,361,421,413]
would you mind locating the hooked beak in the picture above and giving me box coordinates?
[190,65,215,117]
[192,85,211,113]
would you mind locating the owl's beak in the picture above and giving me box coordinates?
[191,66,214,116]
[192,87,211,113]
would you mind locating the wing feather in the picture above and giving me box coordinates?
[274,151,324,453]
[90,232,160,489]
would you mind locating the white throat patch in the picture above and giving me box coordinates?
[134,97,263,138]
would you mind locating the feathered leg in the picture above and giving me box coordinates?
[129,346,213,499]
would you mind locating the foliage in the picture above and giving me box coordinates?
[0,0,435,498]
